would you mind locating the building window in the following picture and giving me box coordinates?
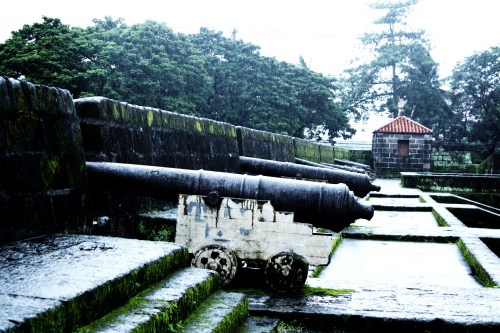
[398,140,409,156]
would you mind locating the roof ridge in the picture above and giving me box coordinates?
[374,116,432,134]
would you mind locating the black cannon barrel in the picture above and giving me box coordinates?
[86,162,374,232]
[239,156,381,197]
[294,157,367,175]
[334,158,372,172]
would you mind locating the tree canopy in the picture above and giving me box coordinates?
[0,17,354,141]
[1,11,498,150]
[449,46,500,152]
[340,0,451,137]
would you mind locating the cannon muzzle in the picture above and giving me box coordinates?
[86,162,374,232]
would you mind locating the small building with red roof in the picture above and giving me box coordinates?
[372,116,432,174]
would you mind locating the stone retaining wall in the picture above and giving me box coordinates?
[1,80,359,244]
[75,97,240,173]
[0,77,89,244]
[236,126,295,162]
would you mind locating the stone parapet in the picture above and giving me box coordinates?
[0,77,89,245]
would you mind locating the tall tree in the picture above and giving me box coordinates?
[341,0,451,135]
[0,16,91,95]
[1,17,354,141]
[449,47,500,153]
[81,18,214,115]
[190,28,354,140]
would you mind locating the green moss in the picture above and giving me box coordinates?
[147,109,154,127]
[6,113,38,151]
[41,156,60,189]
[138,220,175,242]
[213,296,248,333]
[68,247,189,331]
[311,235,343,278]
[26,303,67,333]
[112,103,121,122]
[76,269,219,332]
[301,285,355,297]
[457,239,496,288]
[277,320,305,333]
[432,209,450,227]
[194,120,203,133]
[330,234,343,255]
[121,103,135,124]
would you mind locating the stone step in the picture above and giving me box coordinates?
[75,267,220,332]
[0,234,189,332]
[178,291,249,333]
[236,316,281,333]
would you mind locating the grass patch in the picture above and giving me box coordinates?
[432,209,450,227]
[301,285,355,297]
[457,239,496,288]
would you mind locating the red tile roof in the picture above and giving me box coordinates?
[374,116,432,134]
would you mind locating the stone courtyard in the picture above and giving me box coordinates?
[1,178,499,332]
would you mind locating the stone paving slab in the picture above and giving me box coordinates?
[236,316,280,333]
[248,286,500,332]
[244,179,500,331]
[0,234,188,332]
[315,238,481,290]
[178,291,249,333]
[76,267,220,333]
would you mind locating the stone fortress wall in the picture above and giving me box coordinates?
[0,77,350,245]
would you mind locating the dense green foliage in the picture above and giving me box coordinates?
[1,10,498,149]
[449,47,500,153]
[0,16,353,141]
[0,17,90,93]
[340,0,451,137]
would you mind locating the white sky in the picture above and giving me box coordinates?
[1,0,499,140]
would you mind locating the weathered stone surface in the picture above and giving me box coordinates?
[240,179,500,332]
[0,77,89,245]
[75,96,240,172]
[236,126,295,163]
[77,267,220,332]
[236,316,280,333]
[247,286,500,332]
[0,234,188,332]
[179,291,249,333]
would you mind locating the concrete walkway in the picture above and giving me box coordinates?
[246,179,500,332]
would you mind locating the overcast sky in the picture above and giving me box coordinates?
[1,0,499,78]
[1,0,499,140]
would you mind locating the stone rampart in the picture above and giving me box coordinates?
[236,126,295,162]
[0,77,89,244]
[75,97,240,173]
[1,80,358,243]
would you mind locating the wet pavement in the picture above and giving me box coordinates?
[246,178,500,332]
[1,179,499,332]
[0,235,188,332]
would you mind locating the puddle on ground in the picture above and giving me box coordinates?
[317,238,481,289]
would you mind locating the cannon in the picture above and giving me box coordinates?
[294,157,367,175]
[334,158,373,172]
[239,156,381,197]
[86,161,375,292]
[86,162,374,230]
